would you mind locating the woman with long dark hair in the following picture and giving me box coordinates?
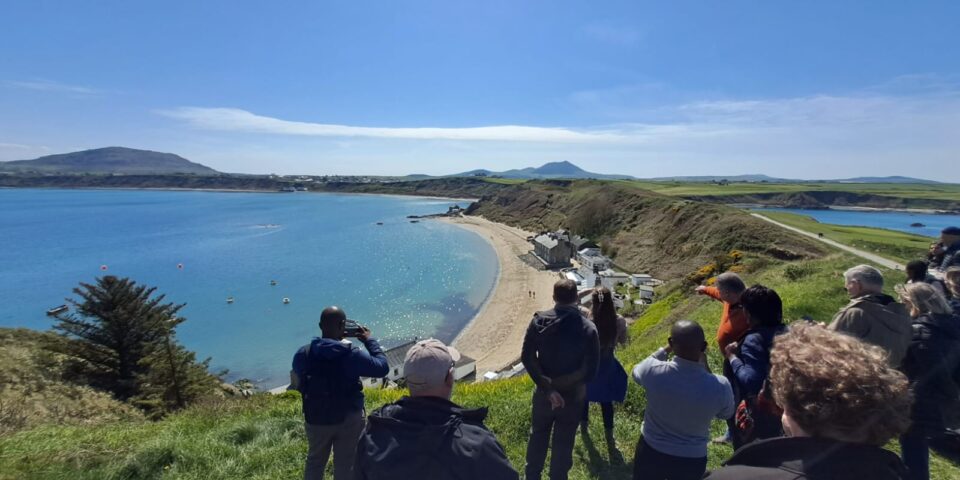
[582,287,629,442]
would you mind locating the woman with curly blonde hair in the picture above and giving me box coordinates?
[705,323,911,479]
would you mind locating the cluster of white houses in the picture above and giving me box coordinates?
[532,229,661,302]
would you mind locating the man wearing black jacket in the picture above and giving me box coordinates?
[522,279,600,480]
[354,339,519,480]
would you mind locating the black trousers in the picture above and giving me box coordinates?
[525,387,585,480]
[633,437,707,480]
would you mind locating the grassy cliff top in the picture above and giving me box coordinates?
[3,252,957,479]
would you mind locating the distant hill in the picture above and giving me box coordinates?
[0,147,219,175]
[836,176,940,184]
[649,174,786,182]
[645,174,939,184]
[453,161,634,180]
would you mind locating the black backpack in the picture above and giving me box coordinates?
[302,346,361,425]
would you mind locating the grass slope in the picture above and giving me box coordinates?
[467,180,826,279]
[0,329,142,436]
[3,253,957,479]
[621,180,960,202]
[758,211,932,263]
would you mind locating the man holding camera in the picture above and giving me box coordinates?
[291,306,389,480]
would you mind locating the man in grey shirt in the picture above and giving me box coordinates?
[631,320,735,480]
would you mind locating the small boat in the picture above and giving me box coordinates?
[226,297,235,304]
[376,222,384,226]
[410,220,419,223]
[46,305,68,316]
[270,280,278,286]
[282,297,291,304]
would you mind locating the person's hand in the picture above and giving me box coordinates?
[358,327,372,342]
[695,286,708,294]
[547,391,565,410]
[723,342,738,359]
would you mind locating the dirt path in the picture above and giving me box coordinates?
[751,213,903,270]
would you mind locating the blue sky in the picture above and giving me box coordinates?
[1,1,958,180]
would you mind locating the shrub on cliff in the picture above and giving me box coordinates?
[45,276,221,417]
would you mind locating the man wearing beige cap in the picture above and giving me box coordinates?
[354,339,519,480]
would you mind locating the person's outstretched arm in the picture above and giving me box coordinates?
[696,285,722,301]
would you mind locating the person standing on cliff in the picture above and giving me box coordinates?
[354,339,519,480]
[291,306,389,480]
[694,272,747,444]
[937,226,960,271]
[828,265,912,369]
[522,279,600,480]
[632,320,735,480]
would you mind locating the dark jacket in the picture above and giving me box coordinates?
[902,312,960,432]
[829,294,912,368]
[522,304,600,394]
[354,396,519,480]
[730,324,786,399]
[703,436,910,480]
[941,242,960,271]
[292,337,388,425]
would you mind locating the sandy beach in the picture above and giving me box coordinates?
[439,215,560,375]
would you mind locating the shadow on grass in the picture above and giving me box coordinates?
[580,429,632,480]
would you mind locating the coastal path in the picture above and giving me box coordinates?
[751,213,903,271]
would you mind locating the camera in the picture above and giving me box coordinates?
[343,319,366,338]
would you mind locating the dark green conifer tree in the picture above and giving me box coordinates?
[46,276,219,415]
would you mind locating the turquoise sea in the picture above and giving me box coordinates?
[0,189,498,387]
[753,207,960,238]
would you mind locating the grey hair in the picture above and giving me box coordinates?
[844,265,884,290]
[715,272,746,294]
[897,282,952,316]
[946,267,960,293]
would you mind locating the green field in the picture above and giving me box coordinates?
[756,211,932,263]
[618,180,960,201]
[3,252,957,479]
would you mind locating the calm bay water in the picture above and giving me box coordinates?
[754,207,960,238]
[0,189,497,387]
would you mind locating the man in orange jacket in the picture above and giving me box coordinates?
[696,272,748,352]
[695,272,747,445]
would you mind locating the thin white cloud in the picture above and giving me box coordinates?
[155,81,960,181]
[4,79,100,95]
[0,142,45,150]
[157,107,630,143]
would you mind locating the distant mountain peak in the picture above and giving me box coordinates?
[452,161,632,180]
[0,147,219,175]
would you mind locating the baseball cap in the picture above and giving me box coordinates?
[404,339,460,388]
